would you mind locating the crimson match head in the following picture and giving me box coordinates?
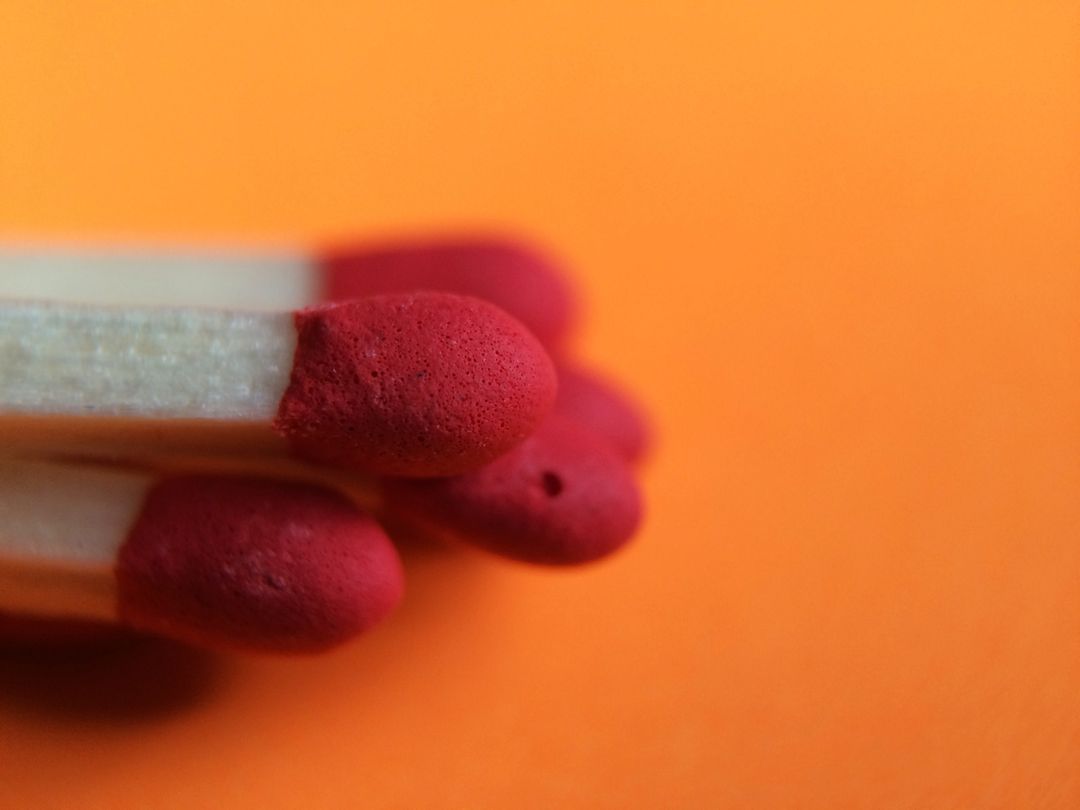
[116,476,404,653]
[276,292,558,477]
[319,236,579,349]
[554,363,652,463]
[383,416,643,566]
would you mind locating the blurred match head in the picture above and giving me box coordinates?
[320,236,579,349]
[553,363,652,463]
[384,416,643,566]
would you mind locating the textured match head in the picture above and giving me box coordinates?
[384,416,643,566]
[275,292,558,477]
[116,476,404,653]
[319,236,579,349]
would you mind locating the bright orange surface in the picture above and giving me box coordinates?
[2,3,1079,807]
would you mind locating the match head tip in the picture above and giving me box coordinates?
[277,292,558,477]
[319,236,579,348]
[385,416,643,566]
[116,476,404,653]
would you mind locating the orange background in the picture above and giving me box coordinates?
[2,2,1079,807]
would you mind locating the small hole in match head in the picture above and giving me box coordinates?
[540,471,563,497]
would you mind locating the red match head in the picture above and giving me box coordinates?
[554,363,652,463]
[384,416,643,566]
[320,236,579,349]
[116,476,404,653]
[276,292,558,477]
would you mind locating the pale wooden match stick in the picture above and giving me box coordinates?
[0,240,652,463]
[0,294,556,477]
[0,245,315,309]
[0,458,403,652]
[0,236,577,347]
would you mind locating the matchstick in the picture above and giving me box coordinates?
[0,237,648,569]
[50,417,643,568]
[0,459,403,653]
[0,235,577,348]
[0,293,556,477]
[32,415,644,568]
[0,238,650,461]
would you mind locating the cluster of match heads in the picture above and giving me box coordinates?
[0,237,651,654]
